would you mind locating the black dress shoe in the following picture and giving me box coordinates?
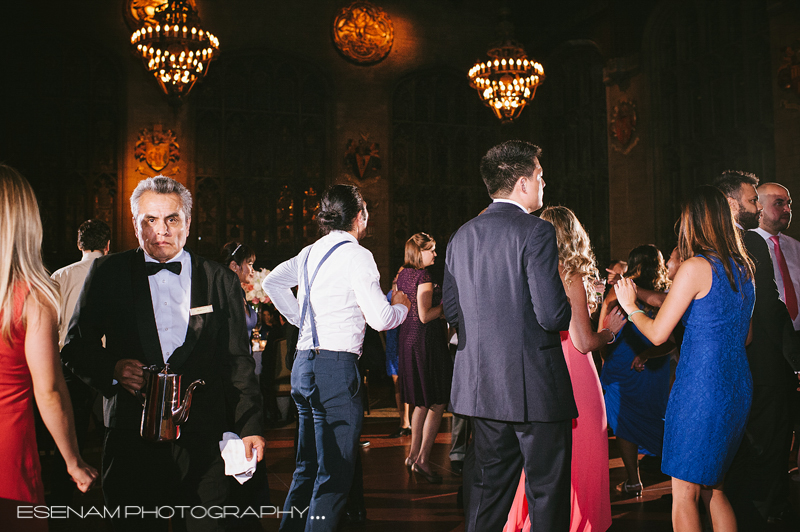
[387,426,410,438]
[359,440,370,448]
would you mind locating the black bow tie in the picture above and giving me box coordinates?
[146,262,182,276]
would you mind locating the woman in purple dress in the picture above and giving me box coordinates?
[397,233,453,483]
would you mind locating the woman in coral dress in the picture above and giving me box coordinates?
[505,206,626,532]
[0,165,97,511]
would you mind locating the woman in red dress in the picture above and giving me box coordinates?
[505,207,626,532]
[0,165,97,508]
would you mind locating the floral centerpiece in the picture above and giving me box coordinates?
[244,268,271,311]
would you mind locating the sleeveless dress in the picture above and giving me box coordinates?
[600,305,671,456]
[504,332,612,532]
[661,256,754,485]
[396,268,453,407]
[0,285,45,504]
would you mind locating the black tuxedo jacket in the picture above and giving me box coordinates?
[61,248,263,439]
[443,201,576,423]
[742,231,800,387]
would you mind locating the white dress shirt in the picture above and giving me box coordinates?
[51,250,105,349]
[263,231,408,354]
[751,227,800,331]
[144,249,192,362]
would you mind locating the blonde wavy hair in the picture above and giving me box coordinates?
[540,206,601,312]
[0,165,60,343]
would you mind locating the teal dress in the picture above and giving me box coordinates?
[661,256,754,485]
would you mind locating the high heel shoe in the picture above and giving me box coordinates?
[404,457,414,474]
[616,479,643,497]
[412,463,442,484]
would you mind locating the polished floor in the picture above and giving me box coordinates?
[40,376,800,531]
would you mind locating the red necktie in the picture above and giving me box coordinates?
[770,235,798,320]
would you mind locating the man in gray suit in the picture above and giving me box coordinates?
[443,140,575,532]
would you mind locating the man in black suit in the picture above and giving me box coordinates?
[714,171,800,528]
[443,140,575,532]
[62,176,264,531]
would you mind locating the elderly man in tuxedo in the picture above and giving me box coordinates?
[62,176,264,531]
[443,140,575,532]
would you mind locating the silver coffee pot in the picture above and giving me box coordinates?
[135,364,205,442]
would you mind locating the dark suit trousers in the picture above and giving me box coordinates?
[465,417,572,532]
[280,350,362,532]
[102,427,228,532]
[725,383,794,527]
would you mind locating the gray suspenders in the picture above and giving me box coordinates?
[298,240,351,355]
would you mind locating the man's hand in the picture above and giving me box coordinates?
[242,435,266,462]
[391,290,412,311]
[113,359,145,395]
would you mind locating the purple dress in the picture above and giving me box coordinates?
[397,268,453,407]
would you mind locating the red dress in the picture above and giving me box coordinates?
[0,285,45,504]
[504,332,611,532]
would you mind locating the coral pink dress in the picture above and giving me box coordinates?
[504,331,611,532]
[0,286,45,504]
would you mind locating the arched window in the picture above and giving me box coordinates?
[527,40,610,267]
[193,53,329,267]
[390,70,502,273]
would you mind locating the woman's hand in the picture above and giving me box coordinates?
[631,355,646,372]
[602,305,626,337]
[68,458,98,493]
[614,278,639,315]
[606,268,622,286]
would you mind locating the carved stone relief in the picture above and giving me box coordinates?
[332,1,394,64]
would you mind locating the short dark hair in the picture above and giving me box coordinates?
[316,184,365,236]
[77,219,110,251]
[713,170,759,200]
[479,140,542,197]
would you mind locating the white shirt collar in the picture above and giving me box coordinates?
[80,250,105,262]
[492,198,529,213]
[144,248,186,264]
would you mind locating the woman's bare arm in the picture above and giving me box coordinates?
[615,258,709,346]
[417,282,443,324]
[25,298,97,492]
[564,272,625,354]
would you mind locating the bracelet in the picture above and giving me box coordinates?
[627,309,645,322]
[600,328,616,344]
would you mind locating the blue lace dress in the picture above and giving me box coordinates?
[661,256,754,485]
[600,308,671,457]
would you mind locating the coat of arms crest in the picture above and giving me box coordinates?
[344,134,381,184]
[609,100,638,154]
[135,125,180,176]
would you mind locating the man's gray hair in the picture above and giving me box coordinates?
[130,175,193,221]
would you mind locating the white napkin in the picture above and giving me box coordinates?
[219,432,257,484]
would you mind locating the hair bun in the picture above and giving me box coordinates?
[316,210,340,225]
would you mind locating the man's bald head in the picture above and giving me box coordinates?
[758,182,792,235]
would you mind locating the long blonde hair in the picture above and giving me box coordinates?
[0,165,60,343]
[540,206,601,312]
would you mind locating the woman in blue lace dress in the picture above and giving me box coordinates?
[598,244,672,496]
[616,185,754,532]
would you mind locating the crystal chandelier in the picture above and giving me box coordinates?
[130,0,219,102]
[468,17,544,124]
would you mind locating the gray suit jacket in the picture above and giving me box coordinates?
[443,201,576,423]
